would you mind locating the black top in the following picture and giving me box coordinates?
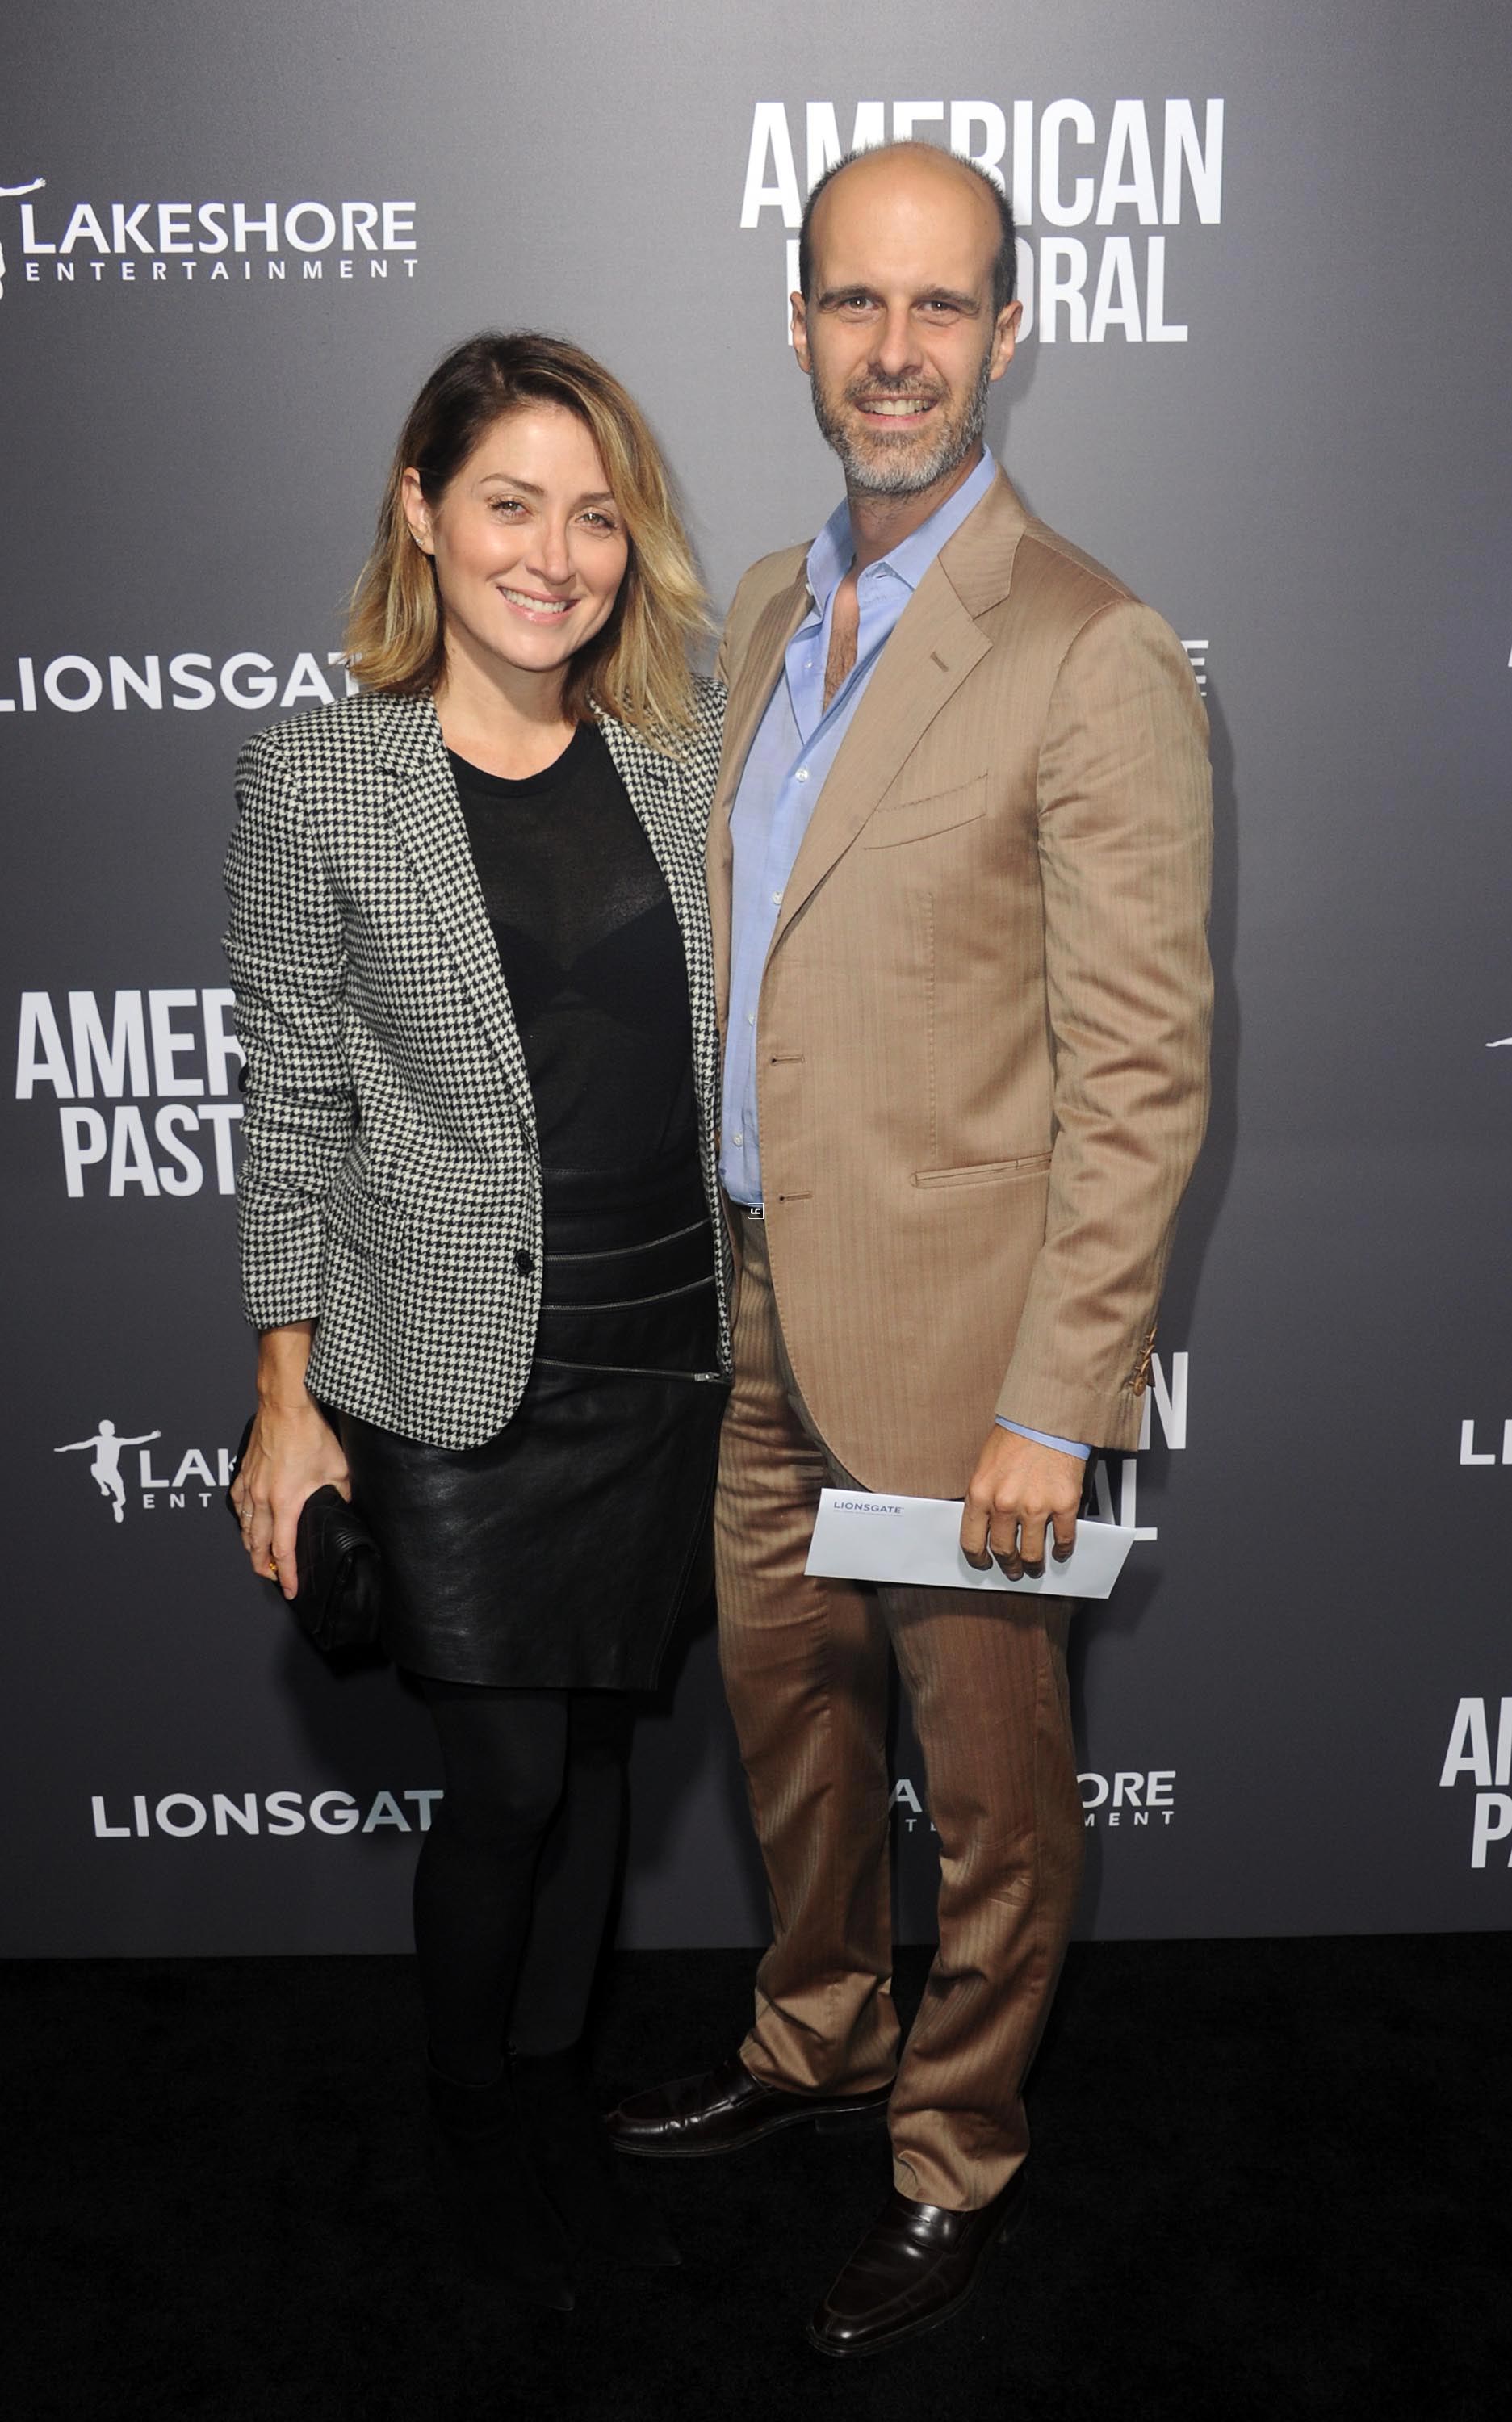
[450,723,697,1185]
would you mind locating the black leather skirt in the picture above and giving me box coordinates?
[339,1157,726,1690]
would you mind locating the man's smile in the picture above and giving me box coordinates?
[852,394,939,421]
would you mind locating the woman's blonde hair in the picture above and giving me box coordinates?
[345,331,708,746]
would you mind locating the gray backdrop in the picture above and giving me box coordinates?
[3,0,1509,1957]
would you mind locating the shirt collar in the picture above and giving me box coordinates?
[804,446,997,617]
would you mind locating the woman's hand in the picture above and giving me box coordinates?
[230,1324,350,1602]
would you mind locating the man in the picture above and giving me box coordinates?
[609,142,1213,2357]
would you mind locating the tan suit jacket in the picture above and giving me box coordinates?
[709,469,1213,1495]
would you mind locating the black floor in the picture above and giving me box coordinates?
[6,1935,1510,2422]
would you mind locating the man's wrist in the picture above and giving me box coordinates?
[995,1417,1090,1460]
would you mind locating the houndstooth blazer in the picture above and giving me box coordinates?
[224,681,731,1451]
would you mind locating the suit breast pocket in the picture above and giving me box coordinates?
[862,773,987,849]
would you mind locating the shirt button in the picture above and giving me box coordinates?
[746,1012,756,1025]
[771,891,782,907]
[513,1248,534,1278]
[795,768,809,782]
[731,1131,743,1146]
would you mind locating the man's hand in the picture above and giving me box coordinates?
[961,1429,1084,1580]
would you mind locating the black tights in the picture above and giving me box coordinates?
[413,1678,634,2085]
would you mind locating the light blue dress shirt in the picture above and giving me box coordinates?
[719,450,1087,1464]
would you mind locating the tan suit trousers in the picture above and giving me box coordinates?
[716,1211,1086,2211]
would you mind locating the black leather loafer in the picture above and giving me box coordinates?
[806,2170,1028,2357]
[606,2052,891,2159]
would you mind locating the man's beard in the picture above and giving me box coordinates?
[810,344,995,497]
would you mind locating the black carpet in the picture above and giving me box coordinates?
[6,1934,1509,2422]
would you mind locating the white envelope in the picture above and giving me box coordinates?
[805,1489,1138,1599]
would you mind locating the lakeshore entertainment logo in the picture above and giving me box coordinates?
[1078,1769,1175,1829]
[54,1418,237,1520]
[0,644,357,719]
[0,175,44,295]
[891,1767,1175,1832]
[15,987,245,1198]
[1439,1698,1512,1867]
[740,98,1224,341]
[1,175,418,301]
[90,1787,443,1840]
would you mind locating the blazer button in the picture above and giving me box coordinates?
[514,1248,534,1277]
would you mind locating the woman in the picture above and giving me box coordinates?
[225,332,729,2312]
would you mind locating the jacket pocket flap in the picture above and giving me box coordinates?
[913,1153,1053,1190]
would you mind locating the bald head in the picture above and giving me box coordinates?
[798,141,1017,316]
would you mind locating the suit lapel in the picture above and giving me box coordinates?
[707,579,810,1026]
[770,568,989,950]
[718,472,1029,964]
[372,692,537,1135]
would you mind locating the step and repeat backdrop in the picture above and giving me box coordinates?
[3,1,1509,1955]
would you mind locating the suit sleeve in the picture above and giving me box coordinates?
[224,731,354,1330]
[995,600,1213,1453]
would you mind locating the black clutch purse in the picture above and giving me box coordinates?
[227,1417,383,1654]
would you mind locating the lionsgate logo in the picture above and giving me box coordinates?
[1457,1418,1512,1467]
[54,1418,237,1523]
[90,1787,443,1841]
[740,97,1223,342]
[890,1767,1175,1833]
[0,643,358,719]
[0,175,418,302]
[16,987,244,1198]
[1439,1698,1512,1869]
